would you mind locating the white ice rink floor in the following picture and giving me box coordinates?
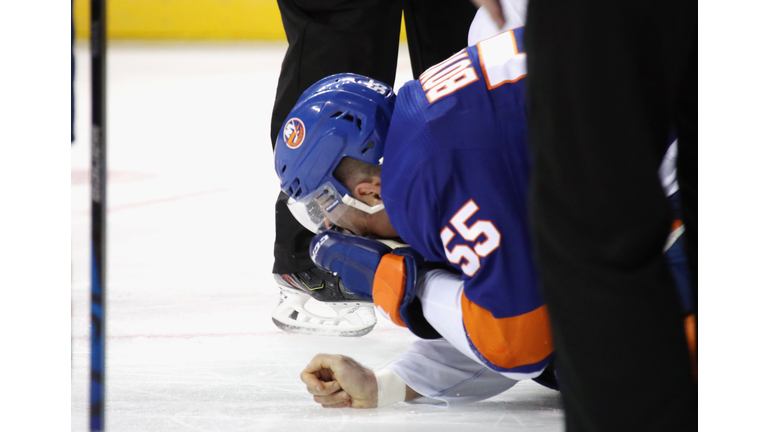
[70,42,563,431]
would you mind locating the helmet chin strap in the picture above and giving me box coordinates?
[342,194,384,214]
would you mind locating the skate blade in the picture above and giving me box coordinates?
[271,318,375,337]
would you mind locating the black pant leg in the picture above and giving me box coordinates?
[526,0,697,430]
[271,0,405,144]
[270,0,403,274]
[403,0,477,77]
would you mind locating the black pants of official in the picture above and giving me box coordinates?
[270,0,477,275]
[526,1,697,431]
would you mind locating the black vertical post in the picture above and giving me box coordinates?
[89,0,107,430]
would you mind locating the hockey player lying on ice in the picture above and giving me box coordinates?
[273,28,693,408]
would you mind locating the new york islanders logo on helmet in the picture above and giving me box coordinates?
[283,118,306,149]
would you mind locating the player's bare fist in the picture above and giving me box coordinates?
[300,354,378,408]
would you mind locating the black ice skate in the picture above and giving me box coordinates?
[272,267,377,337]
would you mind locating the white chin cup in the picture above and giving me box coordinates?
[341,194,384,214]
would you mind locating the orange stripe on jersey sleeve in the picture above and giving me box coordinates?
[684,313,697,381]
[461,294,553,369]
[372,254,408,328]
[671,219,683,232]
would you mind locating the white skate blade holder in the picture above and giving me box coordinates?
[272,284,377,337]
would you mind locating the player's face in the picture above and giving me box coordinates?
[325,175,397,238]
[331,206,399,239]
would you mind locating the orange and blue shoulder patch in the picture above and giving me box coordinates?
[283,118,306,149]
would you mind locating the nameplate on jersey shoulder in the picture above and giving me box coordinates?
[283,118,306,149]
[418,49,479,103]
[416,28,527,103]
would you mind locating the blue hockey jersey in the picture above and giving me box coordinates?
[381,28,553,374]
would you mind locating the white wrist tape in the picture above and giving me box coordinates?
[374,369,406,407]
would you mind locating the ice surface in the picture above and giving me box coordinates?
[70,42,564,431]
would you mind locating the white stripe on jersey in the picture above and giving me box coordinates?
[659,139,679,197]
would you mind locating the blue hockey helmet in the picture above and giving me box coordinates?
[274,73,396,233]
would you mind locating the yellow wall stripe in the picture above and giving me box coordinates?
[73,0,406,41]
[74,0,286,40]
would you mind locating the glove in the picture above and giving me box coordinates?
[310,230,440,339]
